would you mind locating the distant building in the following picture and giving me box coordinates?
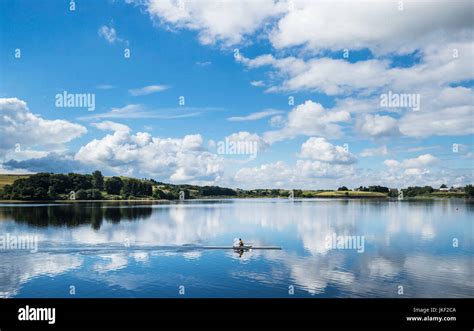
[439,187,449,192]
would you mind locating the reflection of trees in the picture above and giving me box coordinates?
[0,203,153,229]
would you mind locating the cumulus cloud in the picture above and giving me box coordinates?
[218,131,269,155]
[141,0,473,54]
[0,97,87,158]
[239,40,473,96]
[339,86,474,138]
[359,145,389,157]
[384,154,439,176]
[263,100,350,143]
[269,0,473,54]
[356,114,400,138]
[299,137,356,164]
[234,159,355,189]
[239,54,390,95]
[144,0,286,46]
[268,115,285,128]
[399,105,473,137]
[74,130,223,183]
[235,137,356,188]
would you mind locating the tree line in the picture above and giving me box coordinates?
[0,171,472,200]
[0,171,153,200]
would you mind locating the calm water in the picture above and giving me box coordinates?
[0,199,472,298]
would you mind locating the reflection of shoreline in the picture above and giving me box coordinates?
[0,203,154,229]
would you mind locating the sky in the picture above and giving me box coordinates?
[0,0,473,189]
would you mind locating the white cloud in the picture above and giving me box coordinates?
[98,24,128,45]
[234,159,355,189]
[359,145,388,157]
[0,98,87,158]
[268,115,285,128]
[239,54,390,95]
[221,131,269,153]
[270,0,473,55]
[74,130,223,183]
[144,0,286,46]
[129,84,170,96]
[234,161,293,188]
[98,25,118,43]
[142,0,473,54]
[335,86,474,138]
[356,114,400,138]
[384,154,439,177]
[240,41,473,96]
[250,80,265,87]
[92,121,131,132]
[79,104,205,120]
[399,105,473,137]
[227,109,282,121]
[263,100,350,143]
[95,84,115,90]
[299,137,356,164]
[401,154,439,169]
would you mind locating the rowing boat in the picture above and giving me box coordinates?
[201,245,281,250]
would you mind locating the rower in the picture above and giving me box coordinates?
[238,238,244,247]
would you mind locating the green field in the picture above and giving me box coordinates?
[421,192,467,198]
[314,191,388,198]
[0,174,30,189]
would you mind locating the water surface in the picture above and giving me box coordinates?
[0,199,472,298]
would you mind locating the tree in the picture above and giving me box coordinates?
[120,178,153,197]
[440,184,448,189]
[338,186,349,191]
[402,186,434,197]
[153,188,165,199]
[50,174,72,194]
[388,188,399,198]
[68,173,93,191]
[367,185,389,193]
[105,177,123,195]
[47,186,58,200]
[76,189,88,200]
[88,189,102,200]
[92,170,104,190]
[464,185,474,197]
[0,185,12,199]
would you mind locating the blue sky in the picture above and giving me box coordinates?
[0,0,473,189]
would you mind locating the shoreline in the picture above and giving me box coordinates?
[0,196,471,203]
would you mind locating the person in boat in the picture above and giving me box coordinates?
[238,238,244,247]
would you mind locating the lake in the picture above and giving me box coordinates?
[0,199,472,298]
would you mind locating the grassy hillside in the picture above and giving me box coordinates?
[0,174,30,189]
[414,192,467,199]
[314,191,387,198]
